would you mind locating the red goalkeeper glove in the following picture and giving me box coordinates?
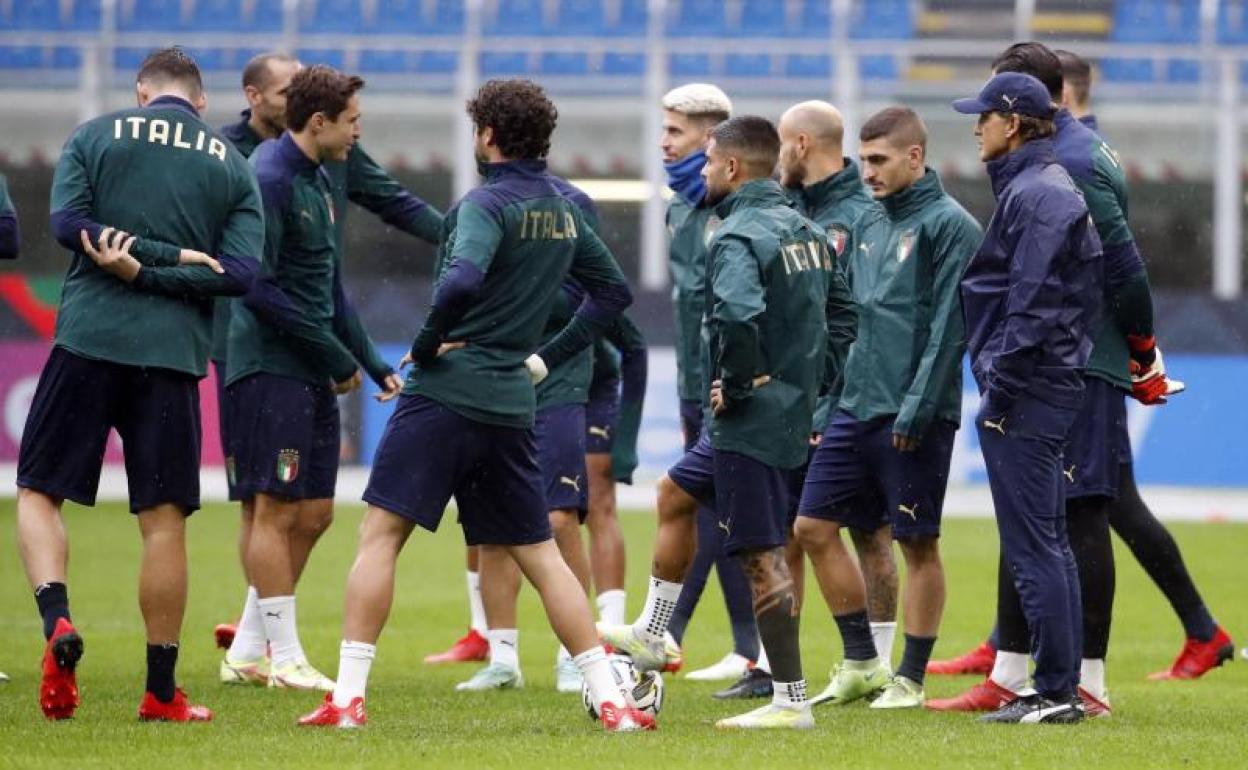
[1126,335,1185,405]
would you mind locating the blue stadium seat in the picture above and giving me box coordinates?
[183,47,229,71]
[300,0,363,33]
[669,0,725,36]
[367,0,424,34]
[298,48,347,68]
[0,46,46,69]
[360,50,457,73]
[3,0,100,30]
[732,0,786,37]
[851,0,914,40]
[4,1,60,30]
[486,0,544,35]
[114,47,152,71]
[669,52,711,76]
[540,52,589,75]
[556,0,607,36]
[1101,57,1156,82]
[602,52,645,75]
[615,0,648,35]
[53,47,84,69]
[1112,0,1199,43]
[70,0,104,29]
[428,0,465,34]
[1167,58,1201,81]
[795,0,832,38]
[859,54,898,80]
[192,0,247,31]
[480,51,530,75]
[1217,0,1248,44]
[118,0,185,31]
[725,53,771,77]
[786,54,831,79]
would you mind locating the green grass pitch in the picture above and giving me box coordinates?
[0,501,1245,769]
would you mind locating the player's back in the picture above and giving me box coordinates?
[406,159,596,428]
[53,96,257,376]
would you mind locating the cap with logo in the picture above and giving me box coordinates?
[952,71,1055,119]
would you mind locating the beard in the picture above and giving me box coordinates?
[702,184,729,208]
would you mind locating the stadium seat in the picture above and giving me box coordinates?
[1167,58,1201,82]
[859,54,898,80]
[428,0,466,34]
[1112,0,1199,43]
[70,0,103,29]
[300,0,364,33]
[725,53,772,77]
[794,0,832,38]
[298,48,347,69]
[3,0,60,30]
[480,51,530,75]
[555,0,607,36]
[668,0,726,36]
[365,0,422,34]
[602,52,645,75]
[786,54,832,79]
[52,46,84,69]
[615,0,648,35]
[540,52,589,75]
[247,0,285,32]
[731,0,787,37]
[486,0,545,35]
[669,52,711,76]
[850,0,914,40]
[183,47,229,71]
[0,46,46,69]
[118,0,186,31]
[192,0,247,32]
[1101,57,1156,82]
[114,47,151,71]
[1217,0,1248,44]
[359,49,457,73]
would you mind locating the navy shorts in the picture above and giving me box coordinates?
[667,433,803,555]
[17,346,201,514]
[679,398,704,452]
[363,394,551,546]
[536,403,588,516]
[585,374,620,454]
[212,360,242,501]
[226,372,339,502]
[1063,378,1130,500]
[798,409,956,540]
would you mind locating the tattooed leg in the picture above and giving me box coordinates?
[738,546,803,684]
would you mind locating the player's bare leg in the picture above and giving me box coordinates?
[551,509,594,690]
[795,517,888,706]
[597,475,695,671]
[248,493,331,689]
[586,453,627,624]
[851,525,899,662]
[716,547,812,729]
[871,537,943,709]
[292,498,334,580]
[135,504,210,721]
[17,487,82,719]
[457,545,523,691]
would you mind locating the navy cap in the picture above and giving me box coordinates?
[952,72,1055,119]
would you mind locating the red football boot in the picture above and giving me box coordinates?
[925,677,1020,712]
[138,689,213,722]
[423,629,488,664]
[1148,626,1234,681]
[926,640,995,676]
[598,701,656,732]
[1077,686,1112,719]
[40,617,83,720]
[298,693,367,728]
[214,623,237,650]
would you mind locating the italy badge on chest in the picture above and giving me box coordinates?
[276,449,300,484]
[829,226,849,257]
[897,231,916,263]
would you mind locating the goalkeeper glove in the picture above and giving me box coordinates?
[1127,336,1185,405]
[524,354,549,385]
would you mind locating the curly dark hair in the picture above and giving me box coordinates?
[466,79,558,160]
[285,65,365,132]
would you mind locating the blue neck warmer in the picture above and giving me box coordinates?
[665,149,707,207]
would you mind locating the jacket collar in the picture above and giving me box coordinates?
[277,131,321,174]
[880,168,943,220]
[477,158,548,181]
[714,178,790,219]
[801,159,863,211]
[986,138,1056,199]
[223,108,264,146]
[144,95,199,117]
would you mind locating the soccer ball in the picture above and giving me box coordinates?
[582,654,664,720]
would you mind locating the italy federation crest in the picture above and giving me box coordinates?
[276,449,300,484]
[829,226,849,257]
[702,214,723,247]
[897,231,917,262]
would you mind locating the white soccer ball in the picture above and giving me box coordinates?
[583,653,665,720]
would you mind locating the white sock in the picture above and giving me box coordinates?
[1080,658,1106,700]
[226,586,266,661]
[332,640,375,708]
[989,651,1029,693]
[633,576,682,645]
[755,638,771,674]
[488,629,519,670]
[773,679,809,709]
[257,595,304,667]
[467,571,487,634]
[575,645,624,710]
[556,644,573,664]
[596,589,627,626]
[870,621,897,665]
